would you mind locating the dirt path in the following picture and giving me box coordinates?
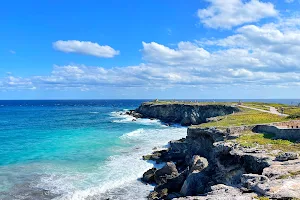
[238,105,289,117]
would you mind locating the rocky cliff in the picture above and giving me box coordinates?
[135,102,239,126]
[142,127,300,200]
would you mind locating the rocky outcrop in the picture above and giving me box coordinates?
[142,126,300,200]
[275,152,298,161]
[175,184,256,200]
[135,102,239,126]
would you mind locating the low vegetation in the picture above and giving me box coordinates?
[278,171,300,179]
[199,108,287,128]
[243,102,284,111]
[242,102,300,119]
[235,131,300,152]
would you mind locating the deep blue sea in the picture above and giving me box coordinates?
[0,99,299,200]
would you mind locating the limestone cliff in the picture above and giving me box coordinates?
[135,102,239,126]
[143,127,300,200]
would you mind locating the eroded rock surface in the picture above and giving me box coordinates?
[143,127,300,200]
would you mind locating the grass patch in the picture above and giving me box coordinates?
[255,197,270,200]
[235,131,300,152]
[198,108,287,128]
[242,102,300,119]
[278,171,300,179]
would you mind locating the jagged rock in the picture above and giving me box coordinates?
[154,162,179,185]
[275,152,299,161]
[255,176,300,199]
[155,167,189,192]
[230,149,272,174]
[148,188,168,200]
[142,168,156,183]
[143,150,169,163]
[241,174,269,190]
[190,155,208,173]
[175,184,256,200]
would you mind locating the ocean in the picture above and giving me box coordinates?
[0,99,299,200]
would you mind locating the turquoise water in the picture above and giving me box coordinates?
[0,99,299,200]
[0,100,187,200]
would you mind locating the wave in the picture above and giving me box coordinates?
[52,127,187,200]
[110,110,162,126]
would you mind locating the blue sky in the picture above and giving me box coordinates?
[1,0,300,99]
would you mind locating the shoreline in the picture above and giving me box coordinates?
[131,101,300,200]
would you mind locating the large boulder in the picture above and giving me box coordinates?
[142,168,156,183]
[154,162,178,185]
[155,168,189,192]
[180,172,210,196]
[275,152,299,161]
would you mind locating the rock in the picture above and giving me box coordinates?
[263,159,300,180]
[154,162,179,185]
[166,192,182,200]
[255,176,300,199]
[190,155,208,173]
[148,189,168,200]
[275,152,299,161]
[180,171,210,196]
[155,167,189,192]
[143,150,167,163]
[241,174,269,190]
[206,116,222,123]
[175,184,256,200]
[230,149,272,174]
[142,168,156,183]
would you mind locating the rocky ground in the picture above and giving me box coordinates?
[141,127,300,200]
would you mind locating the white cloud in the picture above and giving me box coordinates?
[2,11,300,94]
[285,0,294,3]
[53,40,120,58]
[9,50,16,54]
[198,0,278,29]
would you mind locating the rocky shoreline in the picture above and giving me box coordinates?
[126,102,300,200]
[141,127,300,200]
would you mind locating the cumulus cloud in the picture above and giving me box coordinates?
[53,40,120,58]
[198,0,278,29]
[2,11,300,93]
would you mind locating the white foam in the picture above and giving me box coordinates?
[110,110,163,126]
[88,112,99,114]
[120,128,144,139]
[50,126,187,200]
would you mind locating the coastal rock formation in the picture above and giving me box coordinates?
[143,127,300,200]
[134,102,239,126]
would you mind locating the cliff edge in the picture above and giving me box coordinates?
[135,101,239,126]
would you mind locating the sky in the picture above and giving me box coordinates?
[1,0,300,99]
